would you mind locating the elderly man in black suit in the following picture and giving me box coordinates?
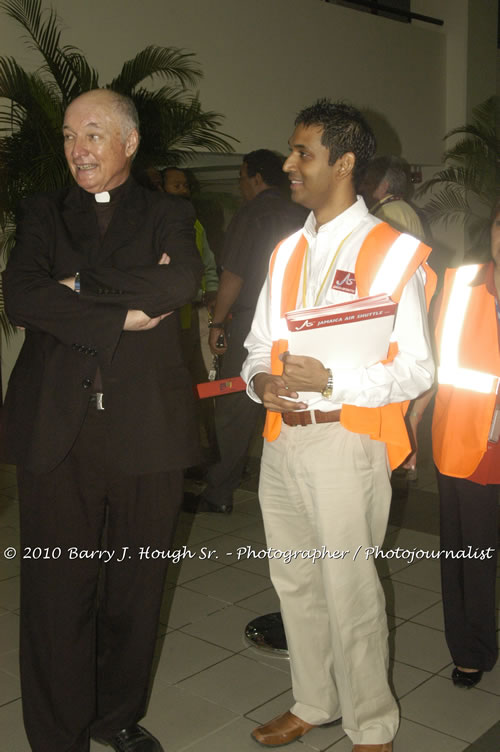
[3,89,203,752]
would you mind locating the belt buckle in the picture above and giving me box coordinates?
[95,392,105,411]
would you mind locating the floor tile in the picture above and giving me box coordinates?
[390,659,433,699]
[230,550,271,577]
[386,527,441,552]
[0,612,20,656]
[400,675,500,742]
[180,716,269,752]
[0,667,21,704]
[411,601,445,631]
[153,630,231,685]
[239,646,291,675]
[0,498,19,529]
[183,565,270,604]
[172,521,221,547]
[0,649,19,679]
[165,551,225,585]
[159,585,227,629]
[0,699,31,752]
[392,717,468,751]
[391,622,451,672]
[181,604,259,652]
[238,587,281,614]
[246,687,294,721]
[0,471,18,491]
[137,682,238,751]
[179,653,291,714]
[390,557,442,593]
[382,579,441,620]
[0,576,20,612]
[231,520,267,544]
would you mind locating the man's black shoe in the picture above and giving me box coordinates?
[105,724,163,752]
[183,492,232,514]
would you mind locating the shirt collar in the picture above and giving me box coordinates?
[303,195,369,243]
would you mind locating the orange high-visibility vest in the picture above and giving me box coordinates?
[263,221,436,470]
[432,265,500,478]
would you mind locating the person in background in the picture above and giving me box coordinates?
[163,166,219,458]
[409,197,500,689]
[241,99,435,752]
[186,149,306,514]
[359,155,425,240]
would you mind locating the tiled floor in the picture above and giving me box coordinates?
[0,436,499,751]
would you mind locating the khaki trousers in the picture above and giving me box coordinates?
[259,421,399,746]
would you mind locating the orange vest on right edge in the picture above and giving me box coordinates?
[432,265,500,478]
[263,222,436,470]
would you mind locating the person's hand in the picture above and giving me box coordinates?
[253,372,307,413]
[209,326,227,355]
[58,277,75,290]
[281,353,329,393]
[158,253,170,265]
[123,310,172,331]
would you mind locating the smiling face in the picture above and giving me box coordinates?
[63,91,139,194]
[283,124,355,225]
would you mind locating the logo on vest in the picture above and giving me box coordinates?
[332,270,356,294]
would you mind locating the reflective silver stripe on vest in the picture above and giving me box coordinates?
[369,233,421,297]
[438,264,498,394]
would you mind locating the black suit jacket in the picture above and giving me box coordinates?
[3,178,204,474]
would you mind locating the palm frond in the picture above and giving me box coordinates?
[109,46,201,94]
[0,0,89,103]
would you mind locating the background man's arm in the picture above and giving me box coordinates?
[208,269,243,354]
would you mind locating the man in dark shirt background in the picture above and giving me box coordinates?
[186,149,306,513]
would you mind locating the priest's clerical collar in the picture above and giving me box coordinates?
[93,179,129,204]
[95,191,110,203]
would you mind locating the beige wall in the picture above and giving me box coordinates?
[0,0,447,162]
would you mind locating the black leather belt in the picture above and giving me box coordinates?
[282,409,341,427]
[89,393,105,410]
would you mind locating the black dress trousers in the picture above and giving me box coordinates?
[18,404,183,752]
[437,468,499,672]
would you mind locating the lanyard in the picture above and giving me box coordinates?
[302,231,353,308]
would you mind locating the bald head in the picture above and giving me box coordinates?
[63,89,140,194]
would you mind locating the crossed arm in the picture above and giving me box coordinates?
[3,196,203,361]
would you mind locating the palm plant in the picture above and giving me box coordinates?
[0,0,235,333]
[416,96,499,260]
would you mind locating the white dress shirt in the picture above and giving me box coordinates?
[241,196,434,411]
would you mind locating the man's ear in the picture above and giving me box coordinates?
[254,172,265,189]
[125,129,139,158]
[337,152,355,179]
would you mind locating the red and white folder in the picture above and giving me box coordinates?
[285,294,397,369]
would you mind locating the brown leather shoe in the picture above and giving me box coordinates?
[353,743,393,751]
[251,711,315,746]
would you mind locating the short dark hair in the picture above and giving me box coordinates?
[295,99,376,180]
[243,149,286,189]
